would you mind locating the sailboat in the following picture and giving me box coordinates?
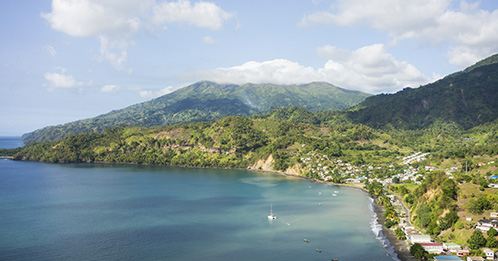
[268,204,276,220]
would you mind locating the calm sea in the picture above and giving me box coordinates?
[0,136,23,149]
[0,138,396,261]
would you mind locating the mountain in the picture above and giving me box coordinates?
[348,53,498,130]
[22,81,370,143]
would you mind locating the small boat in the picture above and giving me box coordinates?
[268,204,276,220]
[332,194,337,197]
[315,249,322,253]
[334,191,339,193]
[304,239,310,243]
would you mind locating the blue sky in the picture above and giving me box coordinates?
[2,0,498,136]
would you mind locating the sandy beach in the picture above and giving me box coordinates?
[373,201,414,261]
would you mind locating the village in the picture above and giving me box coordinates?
[299,150,498,260]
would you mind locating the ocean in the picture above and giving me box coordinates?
[0,137,396,260]
[0,136,24,149]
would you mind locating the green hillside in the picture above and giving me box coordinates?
[349,53,498,130]
[22,81,370,143]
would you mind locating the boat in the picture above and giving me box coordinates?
[304,239,310,243]
[268,204,276,220]
[332,193,337,196]
[315,249,322,253]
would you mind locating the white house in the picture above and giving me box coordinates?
[443,242,461,253]
[425,165,436,171]
[409,234,432,244]
[476,219,498,231]
[483,248,494,260]
[419,242,444,254]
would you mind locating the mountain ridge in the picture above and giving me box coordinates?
[22,81,370,143]
[348,54,498,130]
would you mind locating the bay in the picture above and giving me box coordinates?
[0,158,394,261]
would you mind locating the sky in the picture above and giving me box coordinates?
[2,0,498,136]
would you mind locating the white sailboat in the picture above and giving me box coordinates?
[268,204,276,220]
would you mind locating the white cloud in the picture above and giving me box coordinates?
[191,44,429,94]
[44,71,91,91]
[42,0,233,71]
[300,0,498,67]
[101,85,121,92]
[152,0,233,30]
[202,36,216,44]
[139,86,175,99]
[44,45,57,57]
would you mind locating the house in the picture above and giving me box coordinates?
[491,212,498,218]
[433,256,462,261]
[483,248,494,260]
[467,256,485,261]
[488,184,498,189]
[409,234,432,244]
[419,242,444,254]
[457,248,470,257]
[476,218,498,231]
[426,165,436,171]
[443,242,461,253]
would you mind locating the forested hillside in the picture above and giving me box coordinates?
[349,53,498,130]
[22,81,370,144]
[13,107,498,177]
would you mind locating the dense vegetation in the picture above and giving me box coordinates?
[14,108,399,172]
[13,106,498,175]
[22,82,370,143]
[349,53,498,130]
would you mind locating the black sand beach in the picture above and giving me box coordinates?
[374,202,414,261]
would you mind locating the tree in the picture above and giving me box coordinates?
[395,228,406,240]
[488,228,498,237]
[441,178,458,200]
[410,243,429,261]
[467,196,493,214]
[417,204,432,228]
[486,236,498,248]
[468,229,487,250]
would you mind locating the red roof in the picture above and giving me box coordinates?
[420,243,443,246]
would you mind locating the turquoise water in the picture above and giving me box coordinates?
[0,158,394,260]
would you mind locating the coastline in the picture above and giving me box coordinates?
[373,200,413,261]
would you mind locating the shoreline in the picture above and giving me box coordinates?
[373,200,413,261]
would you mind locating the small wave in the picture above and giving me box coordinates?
[369,198,400,261]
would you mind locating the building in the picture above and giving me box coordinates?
[433,256,462,261]
[476,218,498,231]
[443,242,461,253]
[409,234,432,244]
[425,165,436,171]
[467,256,485,261]
[457,248,470,257]
[419,242,444,254]
[483,248,494,260]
